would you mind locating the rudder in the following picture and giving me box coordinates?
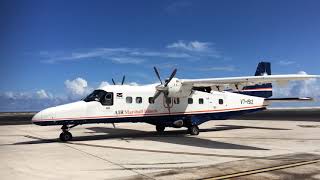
[240,62,273,98]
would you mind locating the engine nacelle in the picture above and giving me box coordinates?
[167,78,192,97]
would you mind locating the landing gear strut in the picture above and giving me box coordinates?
[188,125,199,135]
[59,124,78,142]
[156,125,165,133]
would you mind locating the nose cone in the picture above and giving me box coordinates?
[32,101,87,125]
[32,107,56,125]
[32,111,42,123]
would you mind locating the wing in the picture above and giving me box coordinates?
[181,74,320,87]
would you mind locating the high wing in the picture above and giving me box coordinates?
[181,74,320,87]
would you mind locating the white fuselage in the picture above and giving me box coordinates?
[32,84,267,125]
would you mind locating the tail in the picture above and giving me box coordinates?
[240,62,273,98]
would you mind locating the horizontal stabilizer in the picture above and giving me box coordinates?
[265,97,314,102]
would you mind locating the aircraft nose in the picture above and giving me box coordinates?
[31,107,55,124]
[32,111,42,123]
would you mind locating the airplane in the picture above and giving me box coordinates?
[32,62,320,141]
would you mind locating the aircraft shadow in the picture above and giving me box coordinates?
[11,124,290,151]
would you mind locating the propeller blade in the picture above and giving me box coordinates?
[153,67,163,84]
[112,123,116,128]
[121,75,126,85]
[153,90,162,101]
[164,68,177,87]
[112,78,116,85]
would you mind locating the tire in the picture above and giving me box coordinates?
[59,132,73,142]
[188,125,199,135]
[156,125,165,133]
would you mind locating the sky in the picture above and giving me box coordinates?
[1,0,320,111]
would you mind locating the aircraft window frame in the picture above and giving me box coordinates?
[219,99,224,105]
[188,98,193,104]
[83,90,106,103]
[199,98,204,104]
[149,97,154,104]
[126,97,133,104]
[101,92,114,106]
[136,97,142,104]
[173,98,180,104]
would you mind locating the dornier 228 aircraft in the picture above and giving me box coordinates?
[32,62,320,141]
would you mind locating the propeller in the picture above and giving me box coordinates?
[121,75,126,85]
[152,67,177,112]
[154,67,163,85]
[112,75,126,85]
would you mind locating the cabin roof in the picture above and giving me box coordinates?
[97,83,158,93]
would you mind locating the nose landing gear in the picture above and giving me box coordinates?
[59,124,78,142]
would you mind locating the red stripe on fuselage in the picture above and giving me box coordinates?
[33,105,266,122]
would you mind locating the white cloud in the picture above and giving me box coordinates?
[298,71,307,75]
[4,92,15,99]
[0,77,134,111]
[64,77,91,96]
[0,90,67,112]
[98,81,110,88]
[36,89,50,99]
[167,40,211,52]
[273,71,320,99]
[40,41,223,64]
[109,57,144,64]
[278,60,295,66]
[128,82,139,86]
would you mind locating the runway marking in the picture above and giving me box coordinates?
[205,159,320,180]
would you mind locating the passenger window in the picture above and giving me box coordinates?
[149,97,154,104]
[136,97,142,104]
[126,97,132,103]
[101,92,113,106]
[173,98,180,104]
[219,99,224,104]
[188,98,193,104]
[199,98,204,104]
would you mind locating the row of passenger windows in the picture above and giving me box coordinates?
[125,97,223,105]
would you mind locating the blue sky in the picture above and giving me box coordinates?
[1,0,320,111]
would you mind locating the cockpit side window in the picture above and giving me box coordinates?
[101,92,114,106]
[83,90,106,102]
[83,90,113,106]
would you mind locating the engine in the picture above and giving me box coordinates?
[166,78,192,97]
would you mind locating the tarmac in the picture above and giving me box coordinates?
[0,109,319,179]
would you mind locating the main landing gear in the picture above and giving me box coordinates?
[155,124,200,135]
[59,124,78,142]
[156,125,165,133]
[188,125,200,135]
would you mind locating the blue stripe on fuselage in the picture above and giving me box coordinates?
[33,107,266,127]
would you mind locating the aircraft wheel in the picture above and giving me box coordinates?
[156,125,165,133]
[59,131,73,142]
[188,125,199,135]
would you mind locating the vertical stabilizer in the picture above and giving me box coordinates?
[238,62,273,98]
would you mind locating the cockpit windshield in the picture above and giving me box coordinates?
[83,90,106,102]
